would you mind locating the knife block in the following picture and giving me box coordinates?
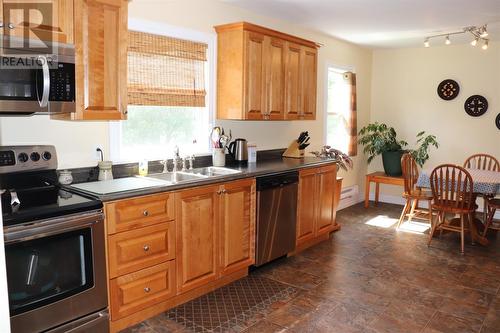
[282,140,304,159]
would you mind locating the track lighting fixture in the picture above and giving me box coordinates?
[423,24,490,50]
[480,25,488,38]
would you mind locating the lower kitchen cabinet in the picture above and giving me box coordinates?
[176,178,256,293]
[219,179,256,275]
[296,163,340,250]
[175,185,220,293]
[105,178,255,331]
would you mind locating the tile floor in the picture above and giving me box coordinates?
[123,202,500,333]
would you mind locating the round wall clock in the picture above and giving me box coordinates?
[437,79,460,100]
[496,113,500,130]
[464,95,488,117]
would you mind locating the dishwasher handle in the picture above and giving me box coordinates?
[256,171,298,191]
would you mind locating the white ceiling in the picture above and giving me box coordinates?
[222,0,500,48]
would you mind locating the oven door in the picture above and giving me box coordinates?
[4,210,107,333]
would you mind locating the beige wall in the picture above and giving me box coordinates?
[370,42,500,200]
[0,0,372,189]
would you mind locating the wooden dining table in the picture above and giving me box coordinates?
[416,168,500,246]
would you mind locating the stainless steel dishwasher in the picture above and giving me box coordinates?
[255,171,298,266]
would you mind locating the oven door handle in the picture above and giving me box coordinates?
[37,55,50,108]
[4,210,104,244]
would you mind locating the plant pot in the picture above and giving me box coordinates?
[382,150,404,176]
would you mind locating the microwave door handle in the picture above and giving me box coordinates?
[37,55,50,107]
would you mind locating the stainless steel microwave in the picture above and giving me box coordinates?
[0,36,75,115]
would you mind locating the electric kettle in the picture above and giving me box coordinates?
[227,138,248,163]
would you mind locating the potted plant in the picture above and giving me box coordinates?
[310,146,354,171]
[358,123,438,176]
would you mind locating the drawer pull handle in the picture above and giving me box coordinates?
[144,287,151,293]
[143,245,150,251]
[143,210,149,216]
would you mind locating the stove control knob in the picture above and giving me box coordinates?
[42,151,52,161]
[30,152,41,162]
[18,153,29,163]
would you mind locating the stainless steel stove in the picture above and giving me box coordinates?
[0,145,108,333]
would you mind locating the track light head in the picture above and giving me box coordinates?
[471,37,478,46]
[480,25,488,38]
[424,38,430,47]
[445,35,451,45]
[482,39,489,50]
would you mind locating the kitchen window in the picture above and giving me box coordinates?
[325,65,357,156]
[110,22,215,162]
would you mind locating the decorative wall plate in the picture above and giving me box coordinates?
[437,79,460,100]
[464,95,488,117]
[496,113,500,130]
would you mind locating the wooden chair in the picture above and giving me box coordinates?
[483,198,500,236]
[463,153,500,221]
[397,153,433,229]
[464,153,500,171]
[428,164,475,254]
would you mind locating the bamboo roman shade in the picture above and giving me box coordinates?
[343,72,357,156]
[127,30,208,107]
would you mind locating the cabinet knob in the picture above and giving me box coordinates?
[143,245,150,251]
[144,287,151,293]
[7,23,14,29]
[143,210,149,216]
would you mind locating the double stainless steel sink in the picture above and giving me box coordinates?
[143,166,242,184]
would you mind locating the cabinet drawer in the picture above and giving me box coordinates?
[108,222,175,278]
[106,193,174,234]
[110,261,176,321]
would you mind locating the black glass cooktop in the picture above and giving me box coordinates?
[1,171,102,226]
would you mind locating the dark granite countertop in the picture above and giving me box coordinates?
[66,157,339,202]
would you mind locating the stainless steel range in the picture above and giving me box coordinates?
[0,145,108,333]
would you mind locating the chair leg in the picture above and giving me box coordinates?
[397,200,410,230]
[482,205,495,237]
[428,210,440,247]
[427,200,433,225]
[407,199,418,225]
[460,214,465,255]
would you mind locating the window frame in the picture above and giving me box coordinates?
[109,18,216,163]
[323,62,355,152]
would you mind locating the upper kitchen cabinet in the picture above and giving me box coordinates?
[1,0,74,43]
[215,22,319,121]
[53,0,127,120]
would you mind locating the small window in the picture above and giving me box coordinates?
[111,26,213,162]
[325,66,357,156]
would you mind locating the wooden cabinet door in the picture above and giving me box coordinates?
[301,46,317,120]
[264,36,285,120]
[175,186,219,293]
[244,31,265,120]
[284,42,302,120]
[296,168,317,245]
[2,0,73,43]
[71,0,127,120]
[219,179,256,275]
[316,165,337,235]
